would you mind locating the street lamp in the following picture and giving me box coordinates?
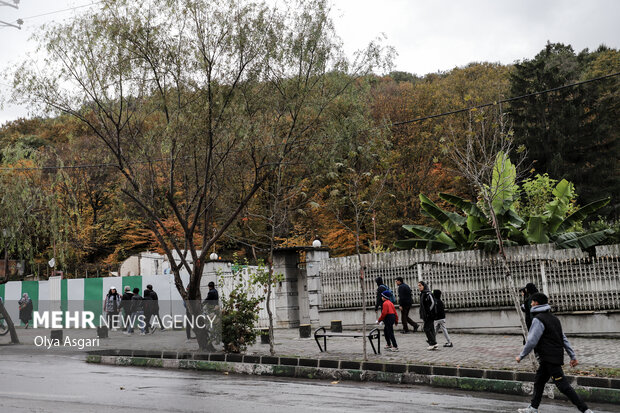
[312,239,322,248]
[209,252,219,260]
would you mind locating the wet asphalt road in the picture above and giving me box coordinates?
[0,351,618,413]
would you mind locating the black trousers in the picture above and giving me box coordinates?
[531,361,589,412]
[423,318,436,345]
[383,314,397,348]
[400,305,418,332]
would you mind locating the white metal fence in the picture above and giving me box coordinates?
[319,245,620,313]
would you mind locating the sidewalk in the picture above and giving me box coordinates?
[2,326,619,377]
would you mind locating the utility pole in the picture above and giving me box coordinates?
[0,0,23,30]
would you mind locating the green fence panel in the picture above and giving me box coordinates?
[84,278,103,326]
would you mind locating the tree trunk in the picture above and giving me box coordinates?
[355,233,368,361]
[0,298,19,344]
[266,272,275,356]
[486,198,537,370]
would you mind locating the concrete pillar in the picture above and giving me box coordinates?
[200,260,231,299]
[305,248,329,327]
[273,249,301,328]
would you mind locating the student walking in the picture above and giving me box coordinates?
[377,290,399,352]
[395,277,418,334]
[516,292,594,413]
[432,289,452,347]
[18,293,33,329]
[374,277,388,316]
[120,286,133,332]
[103,287,120,331]
[126,288,146,335]
[145,284,164,332]
[418,281,437,350]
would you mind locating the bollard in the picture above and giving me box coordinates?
[330,320,342,333]
[299,324,311,338]
[50,329,63,342]
[260,328,270,344]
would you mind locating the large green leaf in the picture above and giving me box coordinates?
[553,229,614,249]
[439,193,484,217]
[546,179,573,232]
[402,224,443,240]
[555,198,611,233]
[525,216,549,244]
[490,151,518,215]
[419,194,467,244]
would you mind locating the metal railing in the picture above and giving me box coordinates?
[319,246,620,312]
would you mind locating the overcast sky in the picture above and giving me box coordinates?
[1,0,619,124]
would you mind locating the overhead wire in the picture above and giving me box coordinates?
[0,70,618,172]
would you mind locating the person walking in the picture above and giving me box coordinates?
[18,293,33,329]
[143,289,153,334]
[417,281,437,350]
[103,287,121,331]
[516,292,594,413]
[126,287,146,335]
[374,277,388,316]
[432,289,453,348]
[145,284,165,332]
[395,277,418,334]
[377,290,399,352]
[120,286,133,332]
[523,283,539,329]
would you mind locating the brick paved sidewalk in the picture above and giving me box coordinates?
[3,326,618,376]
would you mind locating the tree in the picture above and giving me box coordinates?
[12,0,389,350]
[510,43,620,218]
[440,107,537,367]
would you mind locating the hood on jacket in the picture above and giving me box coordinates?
[432,289,442,299]
[418,281,430,292]
[525,283,538,295]
[375,276,384,286]
[530,303,551,314]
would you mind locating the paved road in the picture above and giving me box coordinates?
[0,351,618,413]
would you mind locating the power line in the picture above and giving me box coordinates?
[1,70,618,172]
[390,71,620,128]
[1,1,101,27]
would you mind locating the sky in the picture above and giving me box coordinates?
[1,0,619,124]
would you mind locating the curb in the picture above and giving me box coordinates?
[86,350,620,405]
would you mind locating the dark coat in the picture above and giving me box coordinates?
[524,283,539,328]
[375,277,387,311]
[418,281,436,321]
[120,292,133,312]
[432,290,446,320]
[397,282,413,307]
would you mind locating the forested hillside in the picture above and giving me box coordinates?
[1,42,618,277]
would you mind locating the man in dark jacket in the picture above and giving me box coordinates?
[523,283,539,329]
[417,280,437,350]
[126,288,146,335]
[374,277,388,314]
[516,293,592,413]
[146,284,165,333]
[395,277,418,333]
[120,286,133,332]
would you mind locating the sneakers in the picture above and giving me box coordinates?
[517,406,538,413]
[584,410,594,413]
[384,345,393,349]
[111,328,118,332]
[413,324,419,332]
[443,343,453,347]
[139,332,146,336]
[427,344,438,350]
[390,347,399,352]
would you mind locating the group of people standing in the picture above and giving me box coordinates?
[103,284,163,335]
[374,277,452,352]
